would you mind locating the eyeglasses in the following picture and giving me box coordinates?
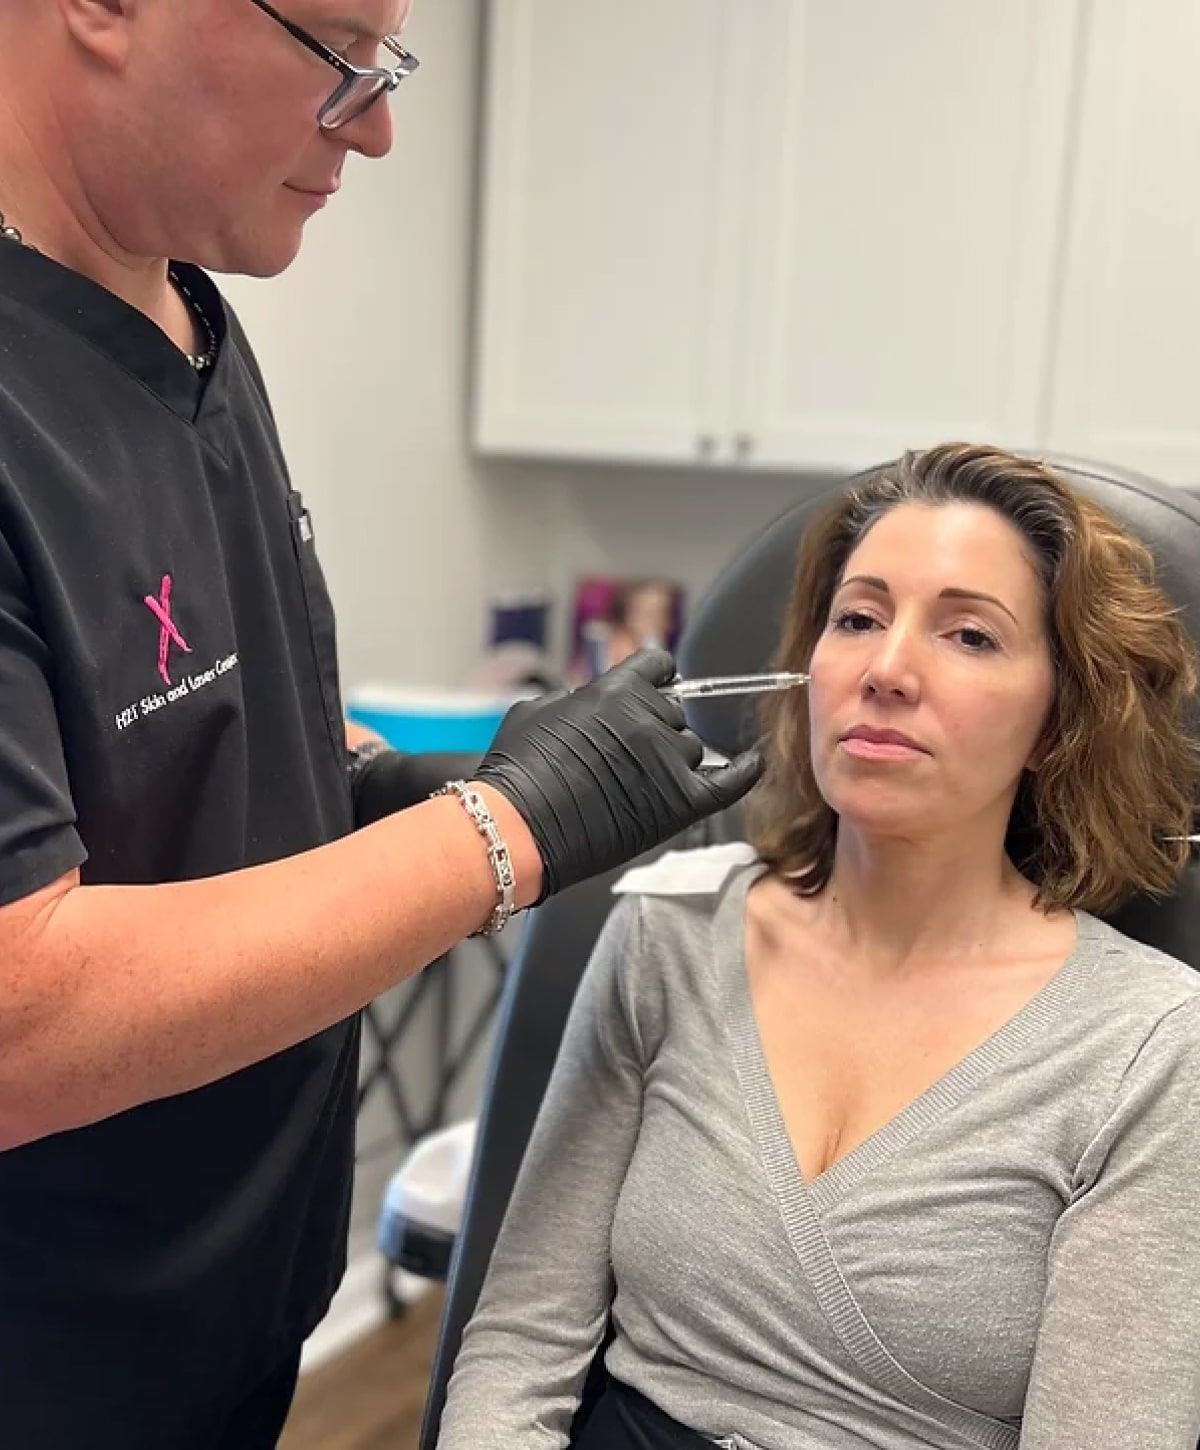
[248,0,419,130]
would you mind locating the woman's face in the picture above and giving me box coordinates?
[807,501,1056,845]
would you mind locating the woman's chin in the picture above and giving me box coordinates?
[826,792,943,845]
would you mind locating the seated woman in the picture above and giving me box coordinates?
[437,443,1200,1450]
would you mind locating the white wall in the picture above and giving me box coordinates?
[220,1,824,695]
[224,0,836,1367]
[498,460,831,662]
[221,0,548,691]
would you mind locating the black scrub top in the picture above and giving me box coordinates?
[0,241,361,1446]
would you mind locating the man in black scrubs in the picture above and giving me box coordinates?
[0,1,761,1446]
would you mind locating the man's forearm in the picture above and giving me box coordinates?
[0,789,537,1149]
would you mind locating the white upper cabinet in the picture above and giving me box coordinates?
[1046,0,1200,485]
[477,2,1200,479]
[473,0,755,462]
[734,0,1080,471]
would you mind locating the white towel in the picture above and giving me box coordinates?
[611,841,758,898]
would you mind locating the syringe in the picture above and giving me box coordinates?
[662,670,810,701]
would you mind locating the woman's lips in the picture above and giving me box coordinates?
[839,727,930,762]
[839,736,927,761]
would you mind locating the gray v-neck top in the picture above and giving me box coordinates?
[438,854,1200,1450]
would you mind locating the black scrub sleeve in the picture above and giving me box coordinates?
[351,748,483,828]
[0,529,86,906]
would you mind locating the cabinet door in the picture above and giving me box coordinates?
[1046,1,1200,485]
[734,0,1080,472]
[473,0,757,463]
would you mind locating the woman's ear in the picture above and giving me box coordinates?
[1025,688,1058,776]
[1024,730,1052,775]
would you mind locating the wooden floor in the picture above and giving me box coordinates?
[279,1292,443,1450]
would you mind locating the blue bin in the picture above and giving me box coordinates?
[344,684,522,755]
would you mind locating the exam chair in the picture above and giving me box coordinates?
[418,458,1200,1450]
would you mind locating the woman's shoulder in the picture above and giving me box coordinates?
[606,843,765,984]
[1062,918,1200,1157]
[1073,910,1200,1030]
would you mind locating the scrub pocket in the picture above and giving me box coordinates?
[286,488,348,766]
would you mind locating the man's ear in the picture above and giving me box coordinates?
[57,0,136,67]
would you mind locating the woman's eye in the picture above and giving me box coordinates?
[955,626,999,652]
[832,609,878,634]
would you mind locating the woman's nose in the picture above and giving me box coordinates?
[861,623,921,701]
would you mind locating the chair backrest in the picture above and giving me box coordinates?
[417,813,741,1450]
[676,456,1200,962]
[419,458,1200,1448]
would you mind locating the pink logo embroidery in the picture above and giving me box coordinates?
[143,574,192,686]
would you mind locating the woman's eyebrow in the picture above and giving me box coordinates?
[838,574,1019,626]
[938,587,1019,626]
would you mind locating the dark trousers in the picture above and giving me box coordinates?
[570,1378,716,1449]
[211,1349,303,1450]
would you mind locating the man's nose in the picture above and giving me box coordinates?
[338,96,395,160]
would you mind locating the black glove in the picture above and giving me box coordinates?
[352,749,483,828]
[475,648,763,901]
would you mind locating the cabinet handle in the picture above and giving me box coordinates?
[696,433,717,459]
[734,432,755,460]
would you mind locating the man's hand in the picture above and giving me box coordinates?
[474,648,763,901]
[345,718,387,752]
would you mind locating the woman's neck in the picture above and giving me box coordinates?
[812,828,1039,976]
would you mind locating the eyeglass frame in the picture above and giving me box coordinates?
[247,0,419,130]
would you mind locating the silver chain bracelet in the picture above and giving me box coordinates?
[433,780,518,936]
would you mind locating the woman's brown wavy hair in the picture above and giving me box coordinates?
[750,443,1200,915]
